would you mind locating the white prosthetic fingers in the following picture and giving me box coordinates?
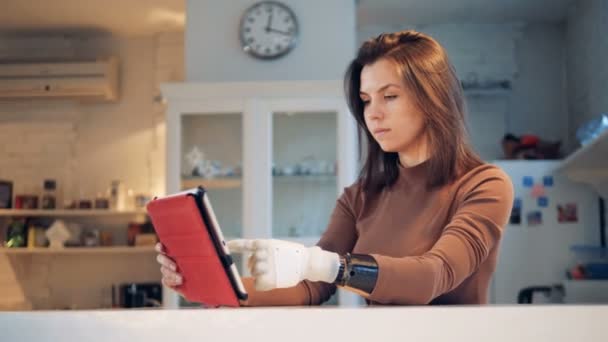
[227,239,340,291]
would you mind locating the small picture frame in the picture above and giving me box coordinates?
[0,180,13,209]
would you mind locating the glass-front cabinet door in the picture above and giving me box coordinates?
[272,111,338,242]
[181,113,243,240]
[272,110,339,304]
[163,82,359,308]
[178,111,244,307]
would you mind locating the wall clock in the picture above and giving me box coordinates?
[239,1,299,59]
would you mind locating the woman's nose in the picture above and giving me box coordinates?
[365,103,384,120]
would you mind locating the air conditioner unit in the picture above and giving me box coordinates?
[0,57,119,102]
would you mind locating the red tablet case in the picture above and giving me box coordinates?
[146,190,241,307]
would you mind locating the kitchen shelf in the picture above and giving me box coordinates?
[557,129,608,198]
[0,209,147,218]
[181,177,242,190]
[273,174,336,183]
[462,81,511,97]
[0,246,156,255]
[463,88,511,97]
[181,175,337,190]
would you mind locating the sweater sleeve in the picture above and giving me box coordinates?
[368,168,514,305]
[241,184,359,306]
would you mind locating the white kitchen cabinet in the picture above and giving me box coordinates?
[161,81,360,308]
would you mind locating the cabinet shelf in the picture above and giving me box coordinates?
[181,175,337,190]
[0,209,147,218]
[558,129,608,198]
[273,174,336,183]
[181,177,242,190]
[0,246,155,255]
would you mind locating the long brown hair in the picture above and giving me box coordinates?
[344,30,482,193]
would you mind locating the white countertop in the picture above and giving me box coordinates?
[1,305,606,342]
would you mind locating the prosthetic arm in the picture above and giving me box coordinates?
[227,239,378,296]
[335,253,378,296]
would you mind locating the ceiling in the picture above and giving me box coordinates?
[0,0,574,37]
[0,0,185,36]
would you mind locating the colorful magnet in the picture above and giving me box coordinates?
[557,203,578,223]
[509,206,522,225]
[543,176,554,187]
[537,196,548,207]
[513,198,522,208]
[527,211,543,226]
[530,184,546,198]
[523,176,534,188]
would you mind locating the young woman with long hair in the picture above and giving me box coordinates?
[156,30,514,306]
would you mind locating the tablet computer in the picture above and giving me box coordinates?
[146,187,247,307]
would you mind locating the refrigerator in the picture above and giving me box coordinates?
[490,160,606,304]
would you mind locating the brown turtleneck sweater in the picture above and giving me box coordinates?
[242,162,514,306]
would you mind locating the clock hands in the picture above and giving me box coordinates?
[265,9,273,32]
[267,27,291,36]
[264,7,291,36]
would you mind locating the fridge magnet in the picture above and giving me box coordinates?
[526,211,543,226]
[557,203,578,223]
[509,198,522,225]
[514,197,522,209]
[529,184,545,198]
[543,175,554,187]
[509,206,521,225]
[522,176,534,188]
[537,196,549,208]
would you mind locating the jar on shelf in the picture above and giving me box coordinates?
[95,193,110,209]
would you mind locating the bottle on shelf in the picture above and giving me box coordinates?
[41,179,57,210]
[109,180,127,211]
[27,226,36,248]
[126,188,136,211]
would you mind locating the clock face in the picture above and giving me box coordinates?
[239,1,299,59]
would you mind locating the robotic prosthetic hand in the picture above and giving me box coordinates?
[227,239,340,291]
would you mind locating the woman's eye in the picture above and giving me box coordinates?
[385,95,397,100]
[361,99,370,106]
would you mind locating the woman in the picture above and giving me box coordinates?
[156,30,514,306]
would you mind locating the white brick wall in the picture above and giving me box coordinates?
[0,119,76,203]
[566,0,608,149]
[0,34,182,206]
[358,23,567,160]
[358,24,522,87]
